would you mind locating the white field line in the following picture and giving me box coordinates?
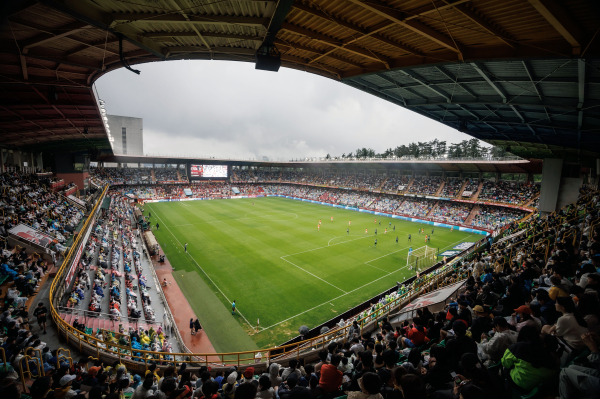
[149,205,256,330]
[280,257,348,294]
[259,234,477,332]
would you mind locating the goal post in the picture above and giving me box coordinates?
[406,245,437,271]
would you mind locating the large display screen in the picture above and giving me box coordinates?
[190,164,228,178]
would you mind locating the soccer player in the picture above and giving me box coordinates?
[365,228,368,235]
[375,229,377,235]
[318,224,320,231]
[425,235,428,243]
[374,219,377,224]
[374,238,377,247]
[431,228,434,235]
[319,219,322,225]
[408,234,411,242]
[156,223,159,230]
[389,221,391,227]
[185,243,188,252]
[379,220,381,226]
[396,236,398,244]
[451,226,454,231]
[253,202,254,206]
[393,225,395,231]
[349,220,351,226]
[331,216,333,222]
[384,228,387,234]
[428,235,431,243]
[347,228,349,234]
[232,300,236,315]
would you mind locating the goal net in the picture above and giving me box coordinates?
[406,245,437,271]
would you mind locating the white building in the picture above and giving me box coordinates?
[106,115,144,155]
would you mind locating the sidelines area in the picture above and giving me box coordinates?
[151,209,257,330]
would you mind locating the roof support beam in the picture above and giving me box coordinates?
[281,23,390,65]
[263,0,295,47]
[111,13,269,27]
[527,0,585,53]
[345,0,462,54]
[169,0,211,50]
[578,58,585,131]
[62,38,120,57]
[274,39,364,68]
[20,21,89,51]
[144,32,262,41]
[448,2,515,48]
[470,62,508,102]
[434,66,477,98]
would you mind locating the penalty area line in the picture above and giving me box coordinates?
[260,234,479,332]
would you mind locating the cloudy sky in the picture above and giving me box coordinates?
[96,60,475,161]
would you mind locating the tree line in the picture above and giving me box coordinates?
[327,139,513,159]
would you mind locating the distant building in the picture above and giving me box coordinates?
[107,115,144,155]
[263,156,269,161]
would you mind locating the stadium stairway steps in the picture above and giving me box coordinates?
[434,182,445,196]
[425,201,439,217]
[523,194,539,207]
[404,178,415,193]
[176,169,181,181]
[378,177,388,191]
[455,180,468,198]
[464,205,480,225]
[471,182,484,200]
[151,169,156,184]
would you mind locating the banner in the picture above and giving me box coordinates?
[399,280,466,313]
[454,242,476,250]
[8,224,55,249]
[439,250,462,257]
[462,191,473,197]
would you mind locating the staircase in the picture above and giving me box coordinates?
[404,178,415,193]
[456,180,468,198]
[471,182,484,200]
[524,194,540,207]
[426,201,439,217]
[176,169,182,181]
[435,181,445,196]
[150,169,156,183]
[379,177,388,191]
[464,205,480,225]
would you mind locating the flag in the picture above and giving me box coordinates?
[257,318,260,326]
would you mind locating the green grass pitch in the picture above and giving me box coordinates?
[146,197,478,352]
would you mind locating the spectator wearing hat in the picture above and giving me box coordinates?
[510,305,542,332]
[470,305,493,343]
[240,368,253,384]
[268,363,282,387]
[221,371,238,399]
[478,317,518,363]
[55,374,78,399]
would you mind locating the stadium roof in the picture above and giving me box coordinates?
[1,0,599,159]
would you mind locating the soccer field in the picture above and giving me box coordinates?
[146,197,478,352]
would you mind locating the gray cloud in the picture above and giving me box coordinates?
[97,60,475,160]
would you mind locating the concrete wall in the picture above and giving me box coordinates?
[107,115,144,156]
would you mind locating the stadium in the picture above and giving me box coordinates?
[0,0,599,398]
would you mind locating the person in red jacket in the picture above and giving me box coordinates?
[319,354,343,393]
[400,317,430,348]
